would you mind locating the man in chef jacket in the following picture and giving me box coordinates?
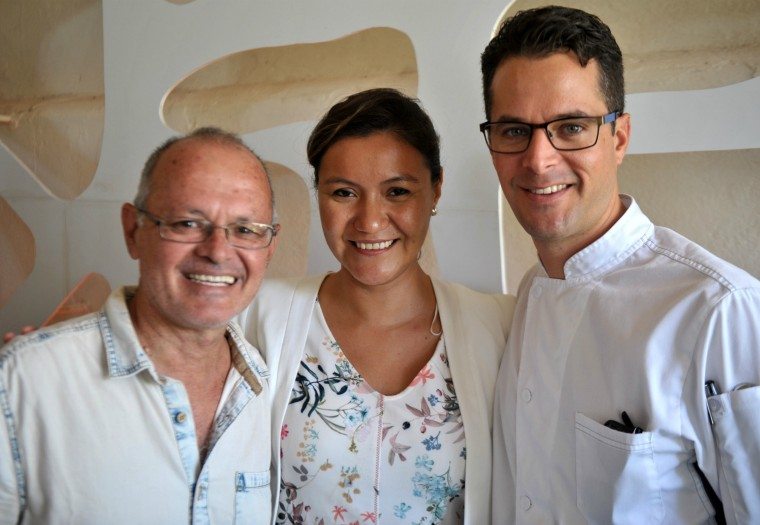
[480,6,760,524]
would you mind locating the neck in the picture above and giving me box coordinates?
[535,196,626,279]
[321,266,436,326]
[127,291,231,377]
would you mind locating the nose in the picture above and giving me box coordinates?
[195,226,233,263]
[354,197,388,233]
[521,127,560,174]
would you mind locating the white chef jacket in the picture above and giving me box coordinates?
[492,196,760,525]
[0,287,272,525]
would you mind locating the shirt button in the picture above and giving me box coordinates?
[175,411,187,424]
[520,495,532,511]
[521,388,532,403]
[531,285,543,298]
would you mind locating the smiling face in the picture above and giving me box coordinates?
[122,138,275,333]
[488,52,630,265]
[317,132,441,288]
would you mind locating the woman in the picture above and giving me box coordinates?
[241,88,514,524]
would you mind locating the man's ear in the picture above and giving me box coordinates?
[614,112,631,166]
[121,203,140,260]
[265,224,280,266]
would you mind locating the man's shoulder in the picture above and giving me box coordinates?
[0,313,103,376]
[645,225,760,293]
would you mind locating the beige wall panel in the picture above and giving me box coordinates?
[0,0,104,200]
[0,198,35,309]
[0,198,67,331]
[501,0,760,93]
[42,272,110,326]
[162,27,418,134]
[265,162,311,279]
[619,150,760,278]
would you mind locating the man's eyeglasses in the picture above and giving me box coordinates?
[479,111,620,154]
[137,208,278,250]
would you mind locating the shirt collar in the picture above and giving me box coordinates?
[99,287,268,390]
[100,286,152,378]
[558,195,654,279]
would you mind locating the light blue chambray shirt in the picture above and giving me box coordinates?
[0,287,272,525]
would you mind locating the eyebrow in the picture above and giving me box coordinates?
[320,174,422,186]
[174,209,266,224]
[491,110,594,123]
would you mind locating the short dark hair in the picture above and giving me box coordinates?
[307,88,442,187]
[135,126,272,212]
[481,5,624,119]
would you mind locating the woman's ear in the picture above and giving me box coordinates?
[433,169,444,207]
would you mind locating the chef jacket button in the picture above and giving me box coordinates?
[521,388,532,403]
[520,495,532,511]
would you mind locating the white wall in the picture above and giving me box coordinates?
[2,0,759,333]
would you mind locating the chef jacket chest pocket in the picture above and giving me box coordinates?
[709,386,760,522]
[234,470,271,524]
[574,412,665,524]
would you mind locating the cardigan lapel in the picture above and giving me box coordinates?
[272,274,324,432]
[432,278,491,525]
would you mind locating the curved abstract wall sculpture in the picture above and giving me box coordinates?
[161,27,418,134]
[0,197,35,309]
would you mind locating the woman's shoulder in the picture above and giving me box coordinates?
[256,274,325,303]
[432,278,516,316]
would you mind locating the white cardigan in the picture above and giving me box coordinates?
[239,274,515,525]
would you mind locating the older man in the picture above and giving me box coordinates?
[481,6,760,524]
[0,128,278,524]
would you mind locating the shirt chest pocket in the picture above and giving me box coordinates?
[574,412,665,524]
[234,470,271,524]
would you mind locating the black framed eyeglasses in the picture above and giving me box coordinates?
[479,111,620,154]
[137,208,278,250]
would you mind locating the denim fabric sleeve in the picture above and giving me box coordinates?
[0,371,22,523]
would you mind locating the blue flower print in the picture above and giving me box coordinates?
[411,469,462,521]
[415,455,434,471]
[422,432,442,451]
[427,394,439,406]
[394,502,412,518]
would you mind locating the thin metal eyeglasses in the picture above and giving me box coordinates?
[479,111,620,154]
[137,208,278,250]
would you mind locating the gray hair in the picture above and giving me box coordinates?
[133,127,275,217]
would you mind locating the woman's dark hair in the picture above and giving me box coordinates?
[307,88,442,187]
[481,5,624,119]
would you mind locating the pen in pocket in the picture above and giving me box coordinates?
[704,380,720,425]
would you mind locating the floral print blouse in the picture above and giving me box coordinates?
[276,303,466,525]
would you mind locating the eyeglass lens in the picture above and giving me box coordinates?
[159,219,273,249]
[486,116,602,153]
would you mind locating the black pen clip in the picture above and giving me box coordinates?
[604,411,643,434]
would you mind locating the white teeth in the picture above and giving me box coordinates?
[356,240,394,250]
[187,274,236,285]
[530,184,568,195]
